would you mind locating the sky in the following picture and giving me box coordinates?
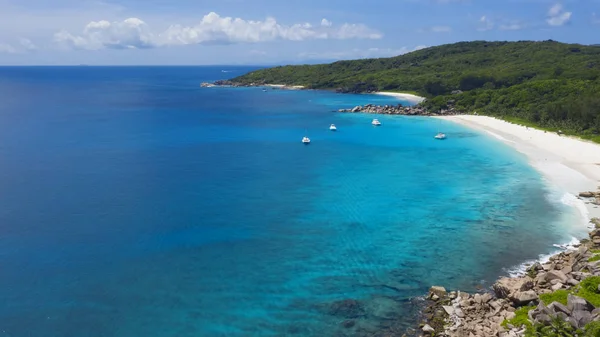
[0,0,598,65]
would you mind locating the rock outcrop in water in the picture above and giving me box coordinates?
[337,103,460,116]
[417,198,600,337]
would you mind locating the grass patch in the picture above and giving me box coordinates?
[501,305,535,329]
[588,255,600,262]
[591,249,600,254]
[539,289,570,306]
[584,321,600,336]
[576,276,600,307]
[539,276,600,308]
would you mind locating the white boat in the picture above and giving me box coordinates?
[372,119,381,126]
[329,124,337,131]
[434,132,446,140]
[302,136,311,144]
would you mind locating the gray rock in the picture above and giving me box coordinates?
[511,290,538,305]
[519,280,534,292]
[567,294,595,312]
[569,310,593,329]
[561,265,572,275]
[530,262,544,271]
[530,302,552,320]
[493,283,510,299]
[429,286,447,298]
[422,324,435,333]
[556,312,569,321]
[442,305,454,316]
[490,300,503,314]
[551,283,563,291]
[567,278,580,286]
[534,313,552,324]
[545,270,568,283]
[549,302,571,315]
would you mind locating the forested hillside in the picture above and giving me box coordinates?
[231,40,600,140]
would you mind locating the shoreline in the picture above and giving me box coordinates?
[438,115,600,224]
[416,115,600,336]
[374,91,426,105]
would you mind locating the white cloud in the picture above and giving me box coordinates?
[0,43,17,54]
[548,4,562,17]
[546,3,571,26]
[477,16,494,31]
[321,18,332,27]
[19,38,37,51]
[476,15,525,32]
[54,12,382,50]
[298,45,426,61]
[55,17,156,50]
[0,38,37,54]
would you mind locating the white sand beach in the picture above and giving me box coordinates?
[441,115,600,221]
[375,92,426,104]
[264,84,305,89]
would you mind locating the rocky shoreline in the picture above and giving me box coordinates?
[203,81,465,116]
[337,103,460,116]
[416,190,600,337]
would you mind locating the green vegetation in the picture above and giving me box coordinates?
[588,249,600,262]
[502,305,535,329]
[516,277,600,336]
[232,40,600,141]
[538,277,600,307]
[583,321,600,336]
[524,318,600,336]
[540,289,570,306]
[525,317,578,337]
[577,276,600,307]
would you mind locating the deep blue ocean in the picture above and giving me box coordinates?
[0,66,586,336]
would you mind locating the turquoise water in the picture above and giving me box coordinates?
[0,66,584,336]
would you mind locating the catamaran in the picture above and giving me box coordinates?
[372,119,381,126]
[329,124,337,131]
[302,136,311,144]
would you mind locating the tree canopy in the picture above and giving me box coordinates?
[231,40,600,141]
